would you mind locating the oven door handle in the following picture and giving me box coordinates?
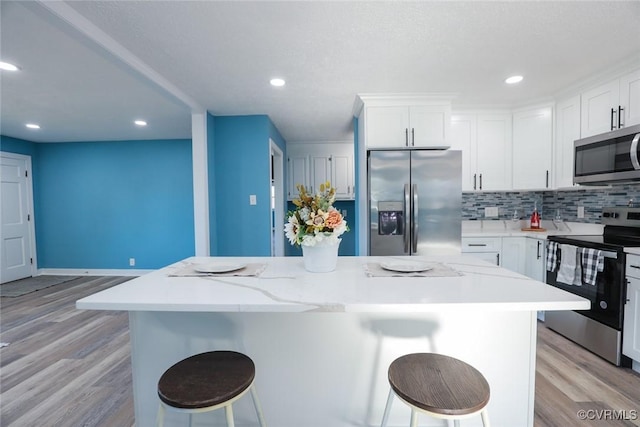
[556,246,618,259]
[631,133,640,170]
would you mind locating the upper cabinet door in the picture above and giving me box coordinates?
[409,104,451,148]
[476,114,512,191]
[310,155,331,195]
[331,154,353,200]
[581,79,620,137]
[554,96,581,188]
[287,155,309,200]
[620,69,640,128]
[450,114,477,191]
[512,107,553,190]
[365,106,410,148]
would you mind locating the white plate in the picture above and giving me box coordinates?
[193,263,246,273]
[379,262,432,273]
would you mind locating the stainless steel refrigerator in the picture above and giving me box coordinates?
[368,149,462,256]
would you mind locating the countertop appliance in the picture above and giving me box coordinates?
[368,149,461,256]
[545,206,640,366]
[574,123,640,185]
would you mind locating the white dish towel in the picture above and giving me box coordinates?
[556,244,582,286]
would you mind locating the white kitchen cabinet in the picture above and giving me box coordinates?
[450,114,476,191]
[554,95,581,188]
[512,106,553,190]
[620,69,640,129]
[356,95,452,149]
[624,255,640,362]
[524,237,546,282]
[450,112,512,191]
[287,143,354,200]
[310,154,331,194]
[287,154,309,200]
[462,237,501,265]
[501,237,527,274]
[581,68,640,137]
[330,153,354,200]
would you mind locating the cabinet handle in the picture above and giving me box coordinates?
[497,253,500,265]
[405,128,409,147]
[619,106,624,128]
[479,173,483,190]
[473,174,477,190]
[546,170,549,188]
[611,108,616,130]
[468,243,487,247]
[630,264,640,269]
[537,241,541,259]
[411,128,415,147]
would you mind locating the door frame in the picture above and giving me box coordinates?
[1,151,37,281]
[270,140,285,256]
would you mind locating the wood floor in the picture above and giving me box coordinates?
[1,276,640,427]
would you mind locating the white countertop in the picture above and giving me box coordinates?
[76,255,589,313]
[626,248,640,256]
[462,220,604,238]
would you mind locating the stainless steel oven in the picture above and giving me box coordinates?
[574,123,640,185]
[545,207,640,367]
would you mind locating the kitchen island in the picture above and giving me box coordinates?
[77,255,589,427]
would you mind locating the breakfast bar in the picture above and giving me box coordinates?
[76,255,589,427]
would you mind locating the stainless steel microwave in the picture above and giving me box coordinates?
[574,124,640,185]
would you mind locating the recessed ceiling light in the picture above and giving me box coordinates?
[505,75,524,84]
[25,123,40,129]
[0,61,20,71]
[270,78,285,87]
[134,120,147,126]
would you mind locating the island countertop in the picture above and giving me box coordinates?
[76,255,589,313]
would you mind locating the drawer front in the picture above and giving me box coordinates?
[462,237,502,253]
[627,255,640,279]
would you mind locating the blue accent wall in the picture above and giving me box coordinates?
[1,135,37,157]
[34,139,194,269]
[213,115,277,256]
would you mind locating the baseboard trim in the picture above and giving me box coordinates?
[37,268,152,277]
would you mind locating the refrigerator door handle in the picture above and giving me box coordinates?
[412,184,418,253]
[404,184,410,253]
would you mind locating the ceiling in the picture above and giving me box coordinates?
[2,1,640,144]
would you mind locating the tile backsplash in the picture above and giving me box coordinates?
[462,183,640,223]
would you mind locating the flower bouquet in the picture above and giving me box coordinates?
[285,182,348,273]
[285,181,348,247]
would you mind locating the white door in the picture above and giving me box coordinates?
[1,153,35,283]
[270,141,285,257]
[476,114,512,191]
[409,104,451,148]
[365,106,410,148]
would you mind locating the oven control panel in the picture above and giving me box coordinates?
[602,207,640,226]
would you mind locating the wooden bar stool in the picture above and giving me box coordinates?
[380,353,490,427]
[156,350,267,427]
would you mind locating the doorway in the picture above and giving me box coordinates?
[1,152,36,283]
[270,140,285,256]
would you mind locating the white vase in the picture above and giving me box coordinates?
[301,240,340,272]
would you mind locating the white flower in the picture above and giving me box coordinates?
[284,215,300,245]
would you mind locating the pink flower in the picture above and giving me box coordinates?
[325,210,343,229]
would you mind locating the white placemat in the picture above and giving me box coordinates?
[169,263,267,277]
[364,262,462,278]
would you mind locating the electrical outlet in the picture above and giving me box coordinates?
[577,206,585,218]
[484,207,499,217]
[129,258,136,267]
[249,195,257,205]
